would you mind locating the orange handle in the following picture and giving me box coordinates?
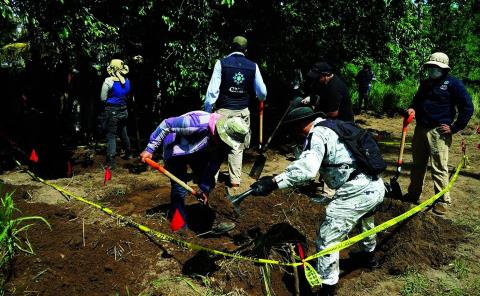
[144,158,196,195]
[403,112,415,128]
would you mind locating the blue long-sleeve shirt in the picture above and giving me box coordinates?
[204,52,267,112]
[410,75,474,134]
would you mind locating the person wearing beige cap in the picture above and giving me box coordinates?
[204,36,267,193]
[100,59,132,168]
[405,52,474,214]
[140,111,248,228]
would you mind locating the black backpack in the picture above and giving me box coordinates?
[314,119,386,176]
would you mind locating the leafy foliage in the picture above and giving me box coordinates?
[0,0,479,116]
[0,190,51,272]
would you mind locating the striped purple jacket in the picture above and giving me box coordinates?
[145,111,222,160]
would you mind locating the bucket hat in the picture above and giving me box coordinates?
[216,116,249,150]
[107,59,129,84]
[424,52,450,69]
[283,107,325,125]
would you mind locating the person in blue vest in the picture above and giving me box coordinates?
[204,36,267,193]
[405,52,474,214]
[100,59,131,169]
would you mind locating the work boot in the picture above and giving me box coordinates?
[315,284,336,296]
[433,202,448,215]
[348,250,379,269]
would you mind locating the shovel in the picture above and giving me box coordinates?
[145,158,238,224]
[196,222,236,236]
[390,112,415,198]
[226,188,255,215]
[249,100,295,179]
[144,158,202,200]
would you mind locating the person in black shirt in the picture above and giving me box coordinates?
[355,64,376,112]
[299,62,354,122]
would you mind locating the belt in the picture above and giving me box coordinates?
[106,104,127,110]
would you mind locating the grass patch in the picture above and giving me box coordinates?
[0,190,51,295]
[400,268,429,296]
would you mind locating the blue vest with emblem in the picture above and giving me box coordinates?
[414,75,459,127]
[216,54,256,110]
[106,79,130,106]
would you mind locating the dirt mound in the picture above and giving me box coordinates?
[375,200,467,275]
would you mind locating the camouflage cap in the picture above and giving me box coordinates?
[232,36,248,50]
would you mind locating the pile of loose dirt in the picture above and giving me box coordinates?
[374,200,468,275]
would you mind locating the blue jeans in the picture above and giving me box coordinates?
[104,106,130,158]
[165,151,210,224]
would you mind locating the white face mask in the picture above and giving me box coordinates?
[428,68,443,79]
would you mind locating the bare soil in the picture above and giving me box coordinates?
[1,113,479,295]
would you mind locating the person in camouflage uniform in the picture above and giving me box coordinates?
[249,107,385,296]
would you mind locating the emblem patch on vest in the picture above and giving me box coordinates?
[233,72,245,85]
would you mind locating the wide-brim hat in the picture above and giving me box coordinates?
[306,62,332,80]
[283,106,325,125]
[107,59,129,84]
[424,52,450,69]
[216,116,249,150]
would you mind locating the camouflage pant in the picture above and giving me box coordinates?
[316,176,385,285]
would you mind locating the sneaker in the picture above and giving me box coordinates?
[433,202,448,215]
[348,250,379,269]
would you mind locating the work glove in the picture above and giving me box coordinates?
[194,189,209,206]
[250,176,278,196]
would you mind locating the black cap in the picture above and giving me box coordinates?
[283,107,325,125]
[306,62,332,80]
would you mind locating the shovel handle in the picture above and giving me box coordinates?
[229,188,255,206]
[144,158,196,195]
[259,101,264,149]
[264,100,295,151]
[397,113,414,165]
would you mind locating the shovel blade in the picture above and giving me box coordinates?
[389,177,402,199]
[249,154,266,179]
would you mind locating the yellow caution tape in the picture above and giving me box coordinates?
[15,155,466,287]
[304,155,465,262]
[304,261,322,287]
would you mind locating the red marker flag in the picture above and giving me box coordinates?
[29,149,39,163]
[103,166,112,186]
[170,208,185,231]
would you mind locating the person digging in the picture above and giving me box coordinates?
[248,107,385,296]
[140,111,249,232]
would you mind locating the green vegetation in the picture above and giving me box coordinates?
[0,191,51,294]
[400,268,430,296]
[1,0,479,115]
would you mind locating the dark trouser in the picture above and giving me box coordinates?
[105,106,130,161]
[358,85,370,110]
[165,151,210,224]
